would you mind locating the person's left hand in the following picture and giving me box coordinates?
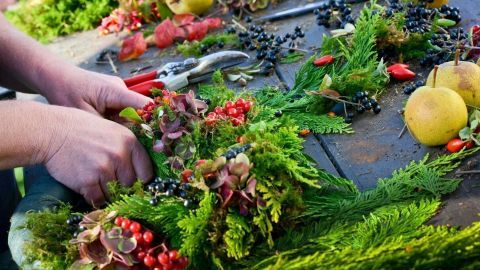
[42,67,152,117]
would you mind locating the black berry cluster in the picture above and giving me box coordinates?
[222,144,253,160]
[353,91,381,115]
[147,177,193,208]
[421,28,466,66]
[403,80,425,95]
[233,22,305,73]
[66,215,85,237]
[313,0,354,28]
[439,4,461,23]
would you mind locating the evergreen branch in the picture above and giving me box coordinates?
[178,192,216,269]
[106,194,187,248]
[223,213,255,260]
[300,149,478,221]
[286,112,353,134]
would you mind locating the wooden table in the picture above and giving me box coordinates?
[79,0,480,227]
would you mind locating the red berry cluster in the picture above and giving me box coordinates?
[137,101,156,122]
[99,3,163,35]
[206,98,253,127]
[114,216,188,270]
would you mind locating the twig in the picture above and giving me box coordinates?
[106,53,118,74]
[280,46,310,53]
[232,19,247,32]
[455,170,480,175]
[398,124,407,139]
[319,94,360,106]
[467,104,480,111]
[130,65,153,75]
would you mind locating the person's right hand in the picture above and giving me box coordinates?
[41,105,153,206]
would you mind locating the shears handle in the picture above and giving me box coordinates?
[123,70,164,96]
[127,80,165,96]
[123,70,158,88]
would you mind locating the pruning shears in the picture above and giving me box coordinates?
[123,51,250,95]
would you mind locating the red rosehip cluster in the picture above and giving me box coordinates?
[114,216,188,270]
[206,98,253,127]
[99,9,142,35]
[137,101,156,122]
[99,2,164,35]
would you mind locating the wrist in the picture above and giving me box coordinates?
[0,101,71,168]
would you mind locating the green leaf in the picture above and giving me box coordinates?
[459,127,472,141]
[119,107,143,123]
[156,2,173,20]
[436,19,457,27]
[319,74,333,91]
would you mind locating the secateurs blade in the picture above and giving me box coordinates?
[123,51,250,96]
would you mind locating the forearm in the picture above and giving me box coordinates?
[0,101,67,169]
[0,13,79,97]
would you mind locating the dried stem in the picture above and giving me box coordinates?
[106,53,118,74]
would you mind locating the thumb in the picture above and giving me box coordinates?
[105,82,153,110]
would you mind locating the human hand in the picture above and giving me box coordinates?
[41,105,153,206]
[42,67,152,117]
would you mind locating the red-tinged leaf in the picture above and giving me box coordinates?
[79,240,112,266]
[220,186,234,208]
[246,178,256,196]
[153,139,165,153]
[119,33,147,61]
[184,21,209,41]
[167,131,184,139]
[238,190,254,204]
[204,18,222,29]
[154,19,186,48]
[173,14,196,26]
[239,202,249,216]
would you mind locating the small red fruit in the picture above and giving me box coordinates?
[465,140,475,149]
[114,216,123,226]
[313,55,334,67]
[227,107,239,117]
[121,219,132,230]
[390,67,416,81]
[299,129,311,136]
[158,252,170,265]
[235,98,245,108]
[214,106,224,114]
[137,251,146,260]
[129,222,142,233]
[144,255,157,267]
[231,118,243,126]
[181,169,193,183]
[143,231,154,243]
[133,232,143,243]
[446,138,466,153]
[177,256,188,267]
[387,63,410,73]
[225,101,234,109]
[243,101,252,112]
[169,250,179,260]
[207,112,217,118]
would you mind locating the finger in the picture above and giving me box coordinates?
[79,103,102,117]
[99,167,117,202]
[80,182,105,207]
[115,158,137,187]
[107,85,153,110]
[131,140,154,184]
